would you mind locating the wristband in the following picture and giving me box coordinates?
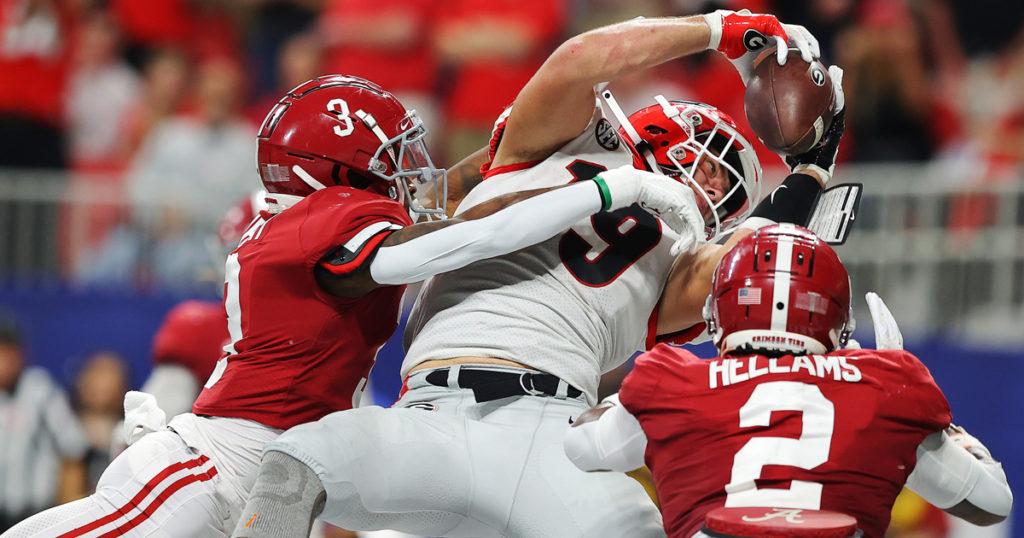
[703,13,724,51]
[593,175,613,212]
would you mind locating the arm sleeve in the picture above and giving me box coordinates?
[141,364,201,418]
[563,394,648,473]
[740,173,823,232]
[43,387,88,459]
[906,431,1013,517]
[368,180,603,285]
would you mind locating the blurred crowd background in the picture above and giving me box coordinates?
[0,0,1021,537]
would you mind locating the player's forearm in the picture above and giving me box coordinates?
[906,431,1013,523]
[553,16,710,87]
[495,16,711,167]
[444,146,489,217]
[368,181,605,285]
[656,229,751,334]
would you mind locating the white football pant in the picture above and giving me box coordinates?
[3,414,278,537]
[266,368,665,538]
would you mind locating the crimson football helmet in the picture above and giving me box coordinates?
[256,75,445,219]
[614,95,762,238]
[705,224,853,356]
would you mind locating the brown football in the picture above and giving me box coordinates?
[744,49,835,155]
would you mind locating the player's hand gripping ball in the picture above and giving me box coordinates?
[745,48,839,155]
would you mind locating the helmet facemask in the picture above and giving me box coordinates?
[363,110,448,221]
[654,98,762,239]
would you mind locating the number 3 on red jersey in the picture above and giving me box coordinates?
[725,381,835,509]
[205,219,266,389]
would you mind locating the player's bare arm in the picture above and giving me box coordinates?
[317,166,705,298]
[493,12,818,168]
[444,146,488,216]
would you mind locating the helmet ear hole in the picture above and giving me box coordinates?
[347,168,373,190]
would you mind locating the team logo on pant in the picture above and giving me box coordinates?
[595,118,621,151]
[741,508,806,524]
[404,401,438,411]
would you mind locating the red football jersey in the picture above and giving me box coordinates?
[619,346,951,538]
[152,300,228,384]
[192,187,412,430]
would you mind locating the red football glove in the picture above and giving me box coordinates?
[705,10,788,59]
[704,10,820,67]
[722,11,785,59]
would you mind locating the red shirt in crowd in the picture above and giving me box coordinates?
[321,0,439,94]
[0,0,76,123]
[440,0,566,127]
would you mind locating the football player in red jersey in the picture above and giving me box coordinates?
[115,195,261,454]
[4,75,704,538]
[564,225,1012,538]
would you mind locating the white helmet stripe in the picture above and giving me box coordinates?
[291,165,328,191]
[600,89,660,172]
[770,224,796,332]
[356,109,398,165]
[654,94,690,134]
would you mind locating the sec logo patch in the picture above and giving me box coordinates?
[595,118,620,151]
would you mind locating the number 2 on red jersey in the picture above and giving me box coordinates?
[725,381,835,509]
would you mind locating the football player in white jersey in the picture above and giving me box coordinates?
[234,10,844,538]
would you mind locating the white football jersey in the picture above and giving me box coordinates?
[402,105,682,403]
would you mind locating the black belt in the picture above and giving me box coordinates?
[424,367,583,403]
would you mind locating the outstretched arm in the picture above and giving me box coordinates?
[493,12,817,169]
[317,167,703,298]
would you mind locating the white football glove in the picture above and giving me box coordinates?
[597,165,706,254]
[123,390,168,445]
[704,9,821,85]
[865,292,903,350]
[829,65,845,114]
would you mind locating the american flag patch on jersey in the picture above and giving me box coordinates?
[737,287,762,305]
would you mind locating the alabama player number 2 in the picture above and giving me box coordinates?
[559,160,662,287]
[725,381,835,508]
